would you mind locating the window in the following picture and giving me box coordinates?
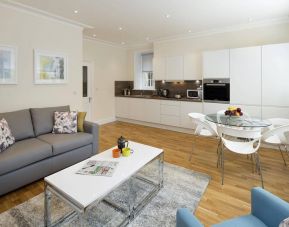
[134,51,154,90]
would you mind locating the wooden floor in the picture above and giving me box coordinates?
[1,121,289,226]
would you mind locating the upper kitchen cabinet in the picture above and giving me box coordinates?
[262,43,289,107]
[230,46,261,105]
[203,49,230,78]
[184,53,202,80]
[153,56,166,80]
[166,56,184,80]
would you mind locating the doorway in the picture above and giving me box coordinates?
[82,62,94,121]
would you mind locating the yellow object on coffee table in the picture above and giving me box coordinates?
[122,147,131,157]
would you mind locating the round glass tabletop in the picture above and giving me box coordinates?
[205,113,271,128]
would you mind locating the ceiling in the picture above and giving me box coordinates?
[7,0,289,46]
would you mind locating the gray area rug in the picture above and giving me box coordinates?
[0,162,210,227]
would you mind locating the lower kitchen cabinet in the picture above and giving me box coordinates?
[115,97,130,118]
[143,99,161,123]
[129,98,144,121]
[203,102,229,115]
[160,100,181,127]
[262,106,289,120]
[180,102,203,129]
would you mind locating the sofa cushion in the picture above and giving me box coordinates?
[0,138,52,176]
[212,215,267,227]
[0,109,35,141]
[30,106,70,136]
[37,133,93,155]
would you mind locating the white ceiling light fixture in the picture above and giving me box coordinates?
[93,34,96,37]
[146,37,150,41]
[165,14,171,19]
[188,30,192,33]
[248,17,253,22]
[121,41,126,45]
[74,10,78,14]
[118,27,123,31]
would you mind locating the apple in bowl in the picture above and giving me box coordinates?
[224,106,243,117]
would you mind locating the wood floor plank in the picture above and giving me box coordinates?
[0,121,289,226]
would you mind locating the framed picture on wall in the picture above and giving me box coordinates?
[34,49,67,84]
[0,45,17,84]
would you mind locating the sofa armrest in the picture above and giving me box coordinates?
[83,121,99,155]
[176,208,204,227]
[251,187,289,227]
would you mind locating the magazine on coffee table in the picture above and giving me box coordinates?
[76,160,119,177]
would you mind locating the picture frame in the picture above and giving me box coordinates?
[34,49,67,84]
[0,45,17,84]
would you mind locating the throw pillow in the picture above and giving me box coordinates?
[0,118,15,152]
[52,111,77,134]
[77,112,87,132]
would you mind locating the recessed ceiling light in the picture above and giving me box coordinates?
[248,17,253,22]
[118,27,123,31]
[165,14,171,19]
[121,42,126,45]
[188,30,192,33]
[146,37,150,41]
[74,10,78,14]
[93,34,96,37]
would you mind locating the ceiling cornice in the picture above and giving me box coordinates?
[154,16,289,44]
[83,36,127,49]
[0,0,94,29]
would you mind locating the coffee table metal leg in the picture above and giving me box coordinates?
[127,177,135,222]
[44,183,52,227]
[159,153,164,188]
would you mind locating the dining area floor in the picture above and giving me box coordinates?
[0,121,289,226]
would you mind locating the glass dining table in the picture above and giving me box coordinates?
[205,113,272,128]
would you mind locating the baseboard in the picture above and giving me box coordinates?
[95,117,116,125]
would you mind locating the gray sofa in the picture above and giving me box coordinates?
[0,106,99,196]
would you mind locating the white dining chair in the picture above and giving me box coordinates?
[188,113,219,161]
[262,123,289,166]
[217,125,264,188]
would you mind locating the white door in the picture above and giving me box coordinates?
[82,62,93,121]
[230,46,261,105]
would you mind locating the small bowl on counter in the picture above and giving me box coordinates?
[174,94,182,99]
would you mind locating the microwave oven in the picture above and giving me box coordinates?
[187,89,202,99]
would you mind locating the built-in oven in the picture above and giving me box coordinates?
[203,79,230,103]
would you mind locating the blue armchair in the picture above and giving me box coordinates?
[176,187,289,227]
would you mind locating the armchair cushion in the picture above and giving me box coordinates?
[176,208,204,227]
[212,215,266,227]
[251,187,289,227]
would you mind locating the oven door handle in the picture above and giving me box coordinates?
[205,83,227,86]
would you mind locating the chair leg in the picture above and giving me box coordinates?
[251,154,255,173]
[216,139,221,168]
[285,145,289,158]
[278,145,287,166]
[221,143,225,185]
[255,152,264,189]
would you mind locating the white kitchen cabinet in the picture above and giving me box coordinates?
[203,102,229,115]
[262,106,289,119]
[230,46,261,105]
[153,56,166,80]
[129,98,145,121]
[203,49,230,78]
[115,97,130,118]
[184,53,202,80]
[166,56,184,80]
[160,100,181,127]
[143,99,160,123]
[180,102,203,129]
[262,43,289,107]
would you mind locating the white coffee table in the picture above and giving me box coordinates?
[44,141,164,226]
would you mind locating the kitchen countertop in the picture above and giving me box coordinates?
[115,95,202,102]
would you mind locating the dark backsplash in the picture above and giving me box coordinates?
[115,80,202,98]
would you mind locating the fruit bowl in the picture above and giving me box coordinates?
[224,106,243,117]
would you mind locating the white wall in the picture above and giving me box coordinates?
[0,5,83,112]
[154,23,289,64]
[83,39,128,123]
